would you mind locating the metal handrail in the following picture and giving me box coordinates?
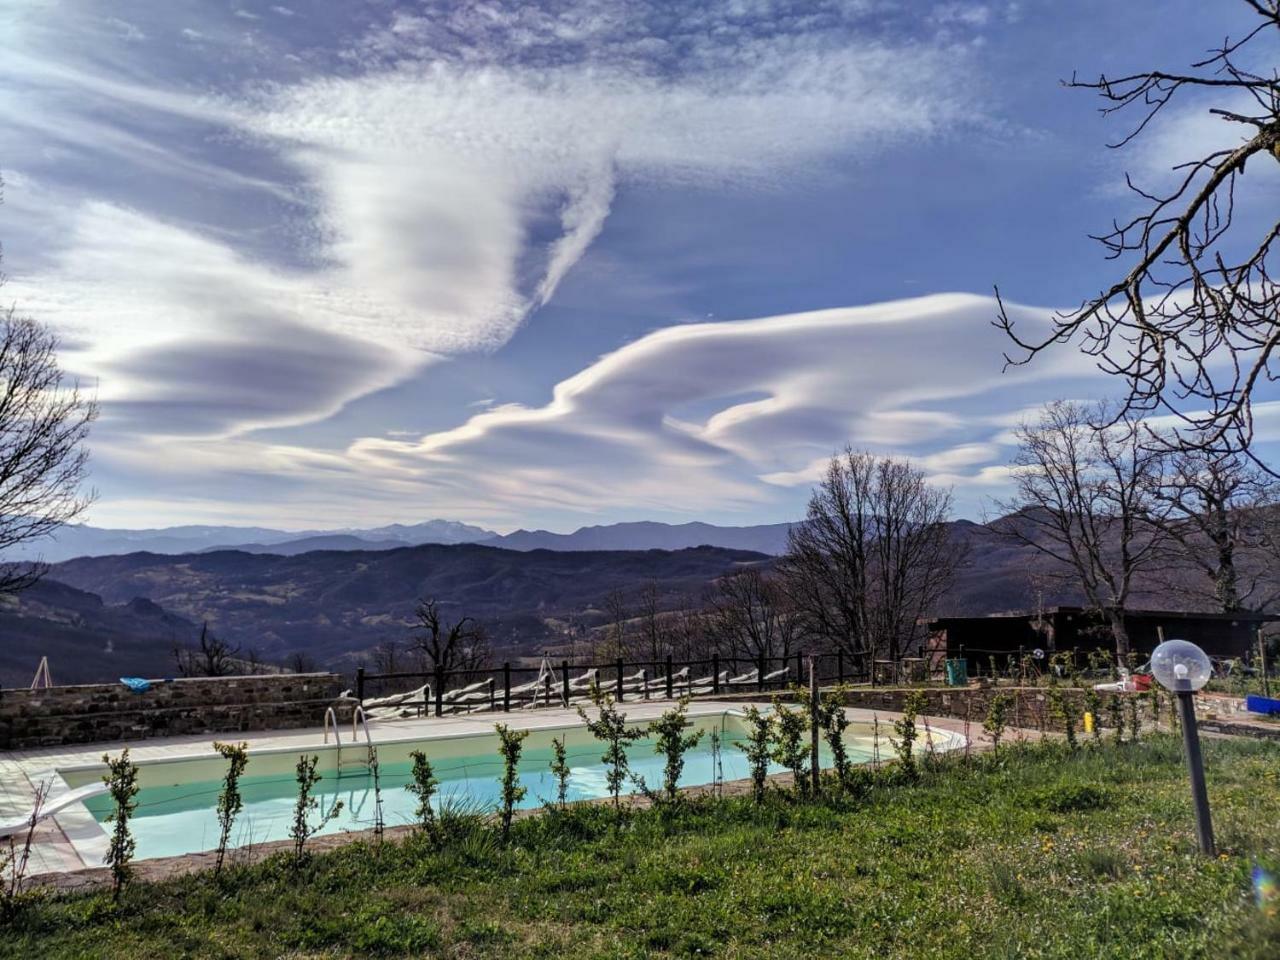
[323,706,341,745]
[352,705,374,764]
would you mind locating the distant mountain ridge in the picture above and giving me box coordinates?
[1,518,800,562]
[479,521,797,555]
[2,519,497,563]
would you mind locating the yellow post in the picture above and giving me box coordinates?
[1083,712,1095,734]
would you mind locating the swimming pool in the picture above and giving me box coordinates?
[63,712,962,861]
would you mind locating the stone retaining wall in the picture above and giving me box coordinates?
[0,674,353,749]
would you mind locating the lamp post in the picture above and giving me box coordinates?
[1150,639,1215,856]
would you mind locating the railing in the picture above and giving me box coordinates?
[353,648,946,718]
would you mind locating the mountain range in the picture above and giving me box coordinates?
[2,518,799,563]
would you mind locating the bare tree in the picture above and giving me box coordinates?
[286,651,317,674]
[997,1,1280,460]
[410,598,491,690]
[597,588,630,659]
[634,579,668,662]
[994,401,1171,658]
[173,622,241,677]
[782,449,958,672]
[1148,447,1277,611]
[704,568,803,664]
[0,184,98,592]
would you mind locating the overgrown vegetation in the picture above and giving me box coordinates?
[9,736,1280,958]
[549,735,570,809]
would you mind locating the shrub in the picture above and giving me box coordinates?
[1084,688,1102,743]
[737,705,772,803]
[494,723,529,841]
[406,750,439,839]
[1047,688,1078,750]
[369,746,385,844]
[770,698,811,798]
[1127,696,1142,743]
[102,748,140,901]
[892,691,927,779]
[577,691,645,809]
[984,694,1011,756]
[648,698,704,805]
[1108,695,1124,745]
[290,754,342,868]
[212,741,249,876]
[817,686,853,789]
[549,735,570,809]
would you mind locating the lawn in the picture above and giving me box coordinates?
[5,734,1280,959]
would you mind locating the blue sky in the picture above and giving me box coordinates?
[1,0,1277,532]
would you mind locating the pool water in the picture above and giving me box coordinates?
[78,714,930,860]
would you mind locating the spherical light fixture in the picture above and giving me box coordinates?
[1150,638,1215,855]
[1151,639,1212,692]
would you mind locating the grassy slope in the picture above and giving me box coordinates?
[7,735,1280,959]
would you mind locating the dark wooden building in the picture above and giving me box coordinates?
[928,606,1279,668]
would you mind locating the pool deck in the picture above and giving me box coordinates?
[1,699,983,882]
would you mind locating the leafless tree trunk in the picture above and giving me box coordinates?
[996,1,1280,462]
[781,449,958,673]
[994,401,1171,658]
[0,184,98,592]
[410,598,491,690]
[635,579,667,662]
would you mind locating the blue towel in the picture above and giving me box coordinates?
[119,677,151,693]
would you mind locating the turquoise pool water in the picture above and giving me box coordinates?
[80,721,883,860]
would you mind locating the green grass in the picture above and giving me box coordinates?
[7,735,1280,959]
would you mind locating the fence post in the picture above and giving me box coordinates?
[712,654,720,695]
[503,662,511,713]
[757,654,765,693]
[795,653,802,687]
[616,657,625,702]
[356,667,365,704]
[433,666,443,718]
[488,678,495,712]
[837,649,844,686]
[562,660,570,706]
[665,654,674,700]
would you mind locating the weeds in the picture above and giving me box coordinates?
[0,780,48,919]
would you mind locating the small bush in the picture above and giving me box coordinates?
[494,723,529,841]
[770,698,810,798]
[892,691,927,780]
[738,705,772,803]
[1078,847,1128,881]
[817,686,853,789]
[291,754,342,867]
[577,691,645,809]
[406,750,439,839]
[102,748,140,901]
[212,741,249,875]
[647,698,704,805]
[984,694,1011,756]
[549,735,570,809]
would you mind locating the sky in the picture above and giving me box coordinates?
[0,0,1277,533]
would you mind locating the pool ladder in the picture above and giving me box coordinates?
[324,705,375,779]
